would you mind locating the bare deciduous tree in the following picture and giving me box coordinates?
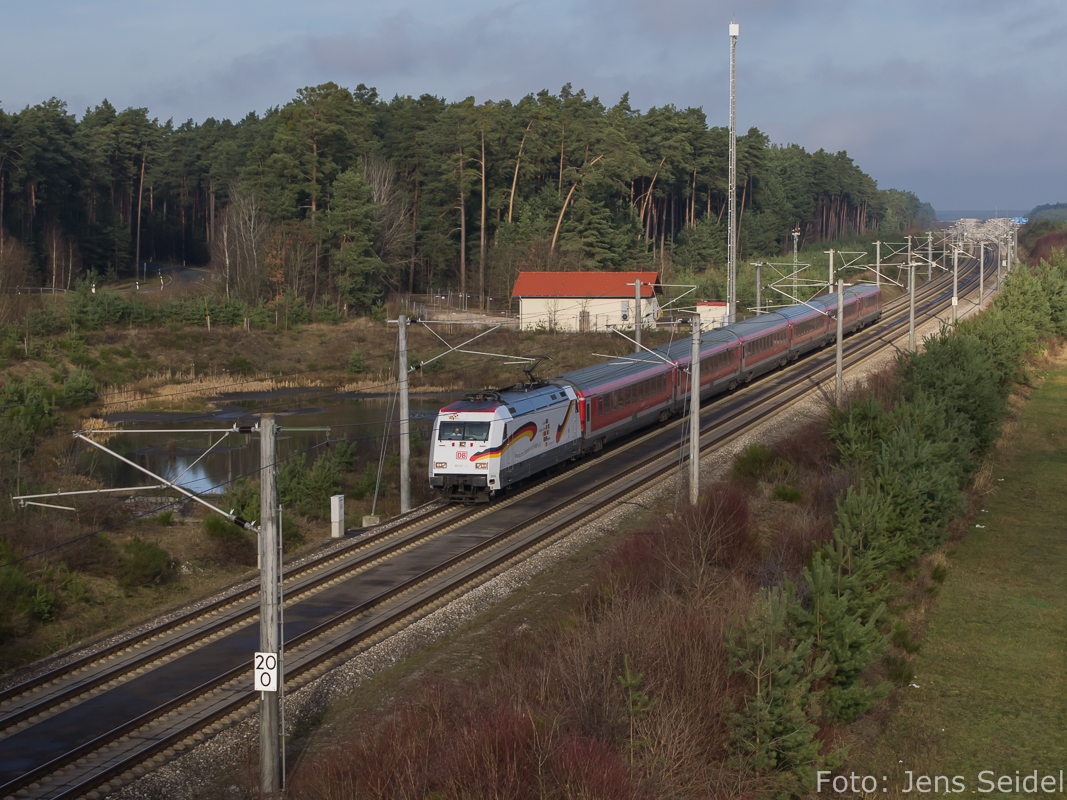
[44,222,80,293]
[276,222,317,301]
[0,238,32,324]
[214,184,271,305]
[363,156,413,293]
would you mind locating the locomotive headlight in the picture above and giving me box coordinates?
[435,462,447,468]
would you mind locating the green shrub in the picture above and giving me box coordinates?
[63,574,92,605]
[316,299,344,324]
[119,538,173,590]
[883,653,914,686]
[772,485,802,503]
[407,349,443,374]
[281,512,303,551]
[731,443,775,481]
[223,479,260,522]
[890,622,922,653]
[331,440,360,471]
[348,461,378,500]
[828,395,892,464]
[791,555,889,722]
[0,379,55,463]
[203,514,247,543]
[346,348,368,374]
[897,329,1006,458]
[871,419,966,560]
[30,585,57,621]
[277,450,343,518]
[203,514,256,566]
[996,267,1051,348]
[0,543,40,642]
[60,369,98,408]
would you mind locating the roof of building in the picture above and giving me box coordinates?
[512,271,660,299]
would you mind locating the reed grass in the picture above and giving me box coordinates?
[99,371,328,413]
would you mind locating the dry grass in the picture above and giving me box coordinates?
[99,371,329,413]
[336,375,463,395]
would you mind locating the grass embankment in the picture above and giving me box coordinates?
[858,364,1067,796]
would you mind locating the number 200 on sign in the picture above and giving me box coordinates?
[254,652,278,692]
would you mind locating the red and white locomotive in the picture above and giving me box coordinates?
[430,284,881,502]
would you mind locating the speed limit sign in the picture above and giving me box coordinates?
[254,651,278,692]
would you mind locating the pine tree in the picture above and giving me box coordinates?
[727,586,837,795]
[791,554,890,722]
[326,166,385,310]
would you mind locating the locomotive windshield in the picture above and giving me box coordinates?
[439,421,491,441]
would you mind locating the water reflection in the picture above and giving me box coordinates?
[79,395,450,496]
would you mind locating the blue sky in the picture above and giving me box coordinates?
[3,0,1064,214]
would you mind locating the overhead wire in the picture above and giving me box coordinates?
[0,435,337,571]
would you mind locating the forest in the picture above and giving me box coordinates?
[0,83,935,318]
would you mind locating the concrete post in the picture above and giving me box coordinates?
[755,263,762,314]
[979,241,985,306]
[875,241,881,286]
[998,237,1003,288]
[689,319,701,505]
[927,232,933,281]
[398,315,411,514]
[835,280,844,408]
[634,279,642,353]
[952,249,958,325]
[909,264,916,352]
[907,235,912,290]
[259,414,280,797]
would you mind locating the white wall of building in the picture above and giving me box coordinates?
[697,303,729,329]
[518,296,660,331]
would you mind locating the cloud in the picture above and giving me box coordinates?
[5,0,1067,208]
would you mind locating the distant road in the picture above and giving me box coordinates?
[135,263,215,293]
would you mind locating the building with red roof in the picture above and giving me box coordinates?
[511,271,661,332]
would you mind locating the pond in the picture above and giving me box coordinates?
[79,391,455,497]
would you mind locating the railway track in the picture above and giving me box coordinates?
[0,254,993,800]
